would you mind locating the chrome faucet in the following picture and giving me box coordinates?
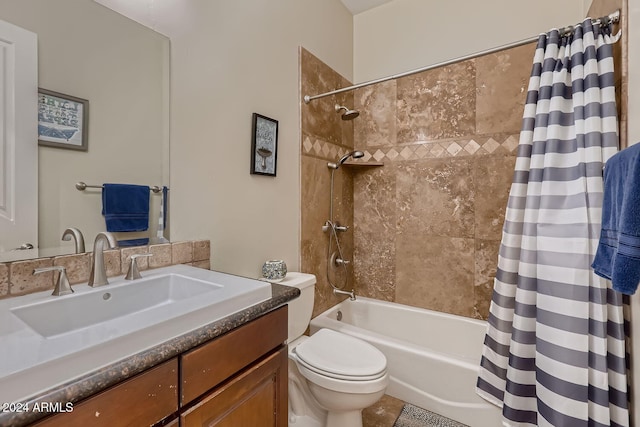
[33,266,74,296]
[62,227,85,254]
[88,232,117,287]
[125,253,153,280]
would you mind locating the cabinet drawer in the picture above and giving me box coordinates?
[181,306,287,405]
[34,358,178,427]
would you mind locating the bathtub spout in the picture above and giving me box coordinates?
[333,288,356,301]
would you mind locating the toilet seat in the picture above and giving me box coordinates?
[294,329,387,379]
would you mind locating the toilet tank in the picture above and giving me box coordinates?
[278,272,316,343]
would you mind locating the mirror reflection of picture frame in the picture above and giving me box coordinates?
[37,88,89,151]
[250,113,278,176]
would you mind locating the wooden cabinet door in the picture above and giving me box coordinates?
[181,306,287,405]
[181,347,287,427]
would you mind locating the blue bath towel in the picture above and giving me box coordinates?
[102,183,150,232]
[592,143,640,294]
[118,238,150,247]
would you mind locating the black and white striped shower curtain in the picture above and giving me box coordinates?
[475,18,628,427]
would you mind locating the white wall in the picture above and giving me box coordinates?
[99,0,354,278]
[353,0,586,82]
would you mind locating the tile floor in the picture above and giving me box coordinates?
[362,395,470,427]
[362,395,406,427]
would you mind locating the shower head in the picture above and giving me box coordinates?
[335,104,360,120]
[328,150,365,169]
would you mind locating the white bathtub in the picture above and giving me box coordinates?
[309,297,502,427]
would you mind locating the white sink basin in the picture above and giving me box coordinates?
[8,265,272,340]
[0,264,274,404]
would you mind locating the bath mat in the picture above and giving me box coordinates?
[392,404,469,427]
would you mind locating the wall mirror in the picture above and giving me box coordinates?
[0,0,170,262]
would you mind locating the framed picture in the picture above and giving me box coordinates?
[38,88,89,151]
[250,113,278,176]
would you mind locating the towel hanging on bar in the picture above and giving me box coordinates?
[75,181,167,193]
[101,183,150,232]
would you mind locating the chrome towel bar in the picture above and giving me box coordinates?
[75,181,167,193]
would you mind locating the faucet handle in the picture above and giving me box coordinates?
[34,266,74,296]
[125,253,153,280]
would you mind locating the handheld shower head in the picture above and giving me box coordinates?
[335,104,360,120]
[328,150,365,169]
[339,150,364,164]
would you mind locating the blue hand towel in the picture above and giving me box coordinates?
[102,183,150,232]
[118,238,150,247]
[592,143,640,294]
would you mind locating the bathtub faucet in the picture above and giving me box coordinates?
[333,288,356,301]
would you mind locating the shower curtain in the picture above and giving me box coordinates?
[475,18,628,427]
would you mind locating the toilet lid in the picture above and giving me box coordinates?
[294,329,386,379]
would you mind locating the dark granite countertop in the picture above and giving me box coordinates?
[0,283,299,427]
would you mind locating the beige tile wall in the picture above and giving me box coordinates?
[302,6,627,320]
[300,47,356,318]
[300,44,528,320]
[350,44,532,320]
[0,240,210,299]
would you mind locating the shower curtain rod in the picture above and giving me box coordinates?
[303,9,620,104]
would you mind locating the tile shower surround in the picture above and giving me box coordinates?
[0,240,210,298]
[302,19,625,321]
[300,47,357,318]
[300,44,530,320]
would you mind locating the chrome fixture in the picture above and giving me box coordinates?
[322,151,365,300]
[76,181,165,193]
[88,232,117,287]
[303,10,621,104]
[327,150,365,170]
[125,253,153,280]
[11,243,34,251]
[327,151,365,227]
[62,227,85,254]
[335,104,360,121]
[34,266,73,296]
[333,288,356,301]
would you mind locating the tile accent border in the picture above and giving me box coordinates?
[302,134,359,162]
[0,240,211,299]
[303,134,520,163]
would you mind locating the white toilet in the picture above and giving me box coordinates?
[280,273,388,427]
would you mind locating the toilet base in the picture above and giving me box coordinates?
[308,381,386,427]
[288,414,323,427]
[326,410,364,427]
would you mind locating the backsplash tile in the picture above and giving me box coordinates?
[193,240,210,262]
[172,241,194,265]
[0,240,210,300]
[190,260,210,270]
[149,244,172,268]
[9,259,54,296]
[121,246,150,274]
[104,249,122,277]
[53,254,91,285]
[0,264,8,297]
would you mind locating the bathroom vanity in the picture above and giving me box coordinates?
[33,307,288,426]
[0,265,299,427]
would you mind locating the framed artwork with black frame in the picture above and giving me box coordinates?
[38,88,89,151]
[250,113,278,176]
